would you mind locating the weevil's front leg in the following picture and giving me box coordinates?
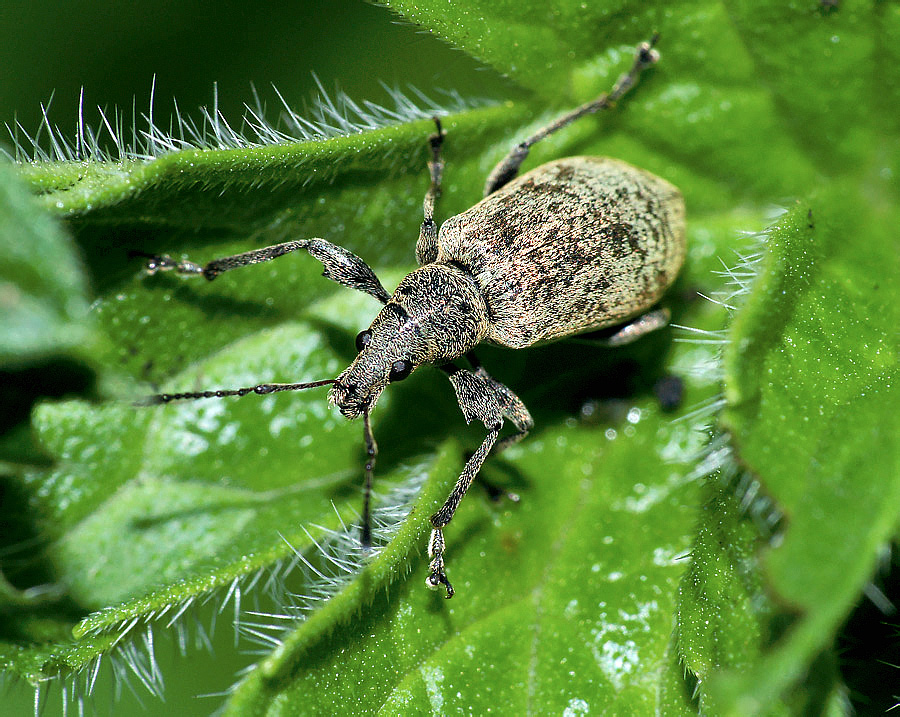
[141,238,391,303]
[463,354,534,453]
[427,365,534,597]
[427,424,500,598]
[415,118,446,266]
[483,33,660,196]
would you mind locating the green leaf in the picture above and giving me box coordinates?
[0,163,95,368]
[2,0,897,714]
[19,105,515,232]
[0,161,101,472]
[225,381,714,715]
[674,476,773,708]
[709,189,900,714]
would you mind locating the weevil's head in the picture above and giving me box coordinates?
[329,264,489,419]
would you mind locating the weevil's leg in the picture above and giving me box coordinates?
[461,354,534,453]
[140,238,391,303]
[483,33,660,196]
[573,307,671,348]
[360,407,378,548]
[427,364,534,596]
[465,355,533,502]
[427,424,500,598]
[415,118,446,266]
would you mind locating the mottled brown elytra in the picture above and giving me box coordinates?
[142,34,685,598]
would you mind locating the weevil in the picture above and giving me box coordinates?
[142,34,685,598]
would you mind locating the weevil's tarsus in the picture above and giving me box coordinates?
[143,238,391,303]
[415,116,446,266]
[139,378,336,406]
[483,32,661,196]
[133,250,205,277]
[361,406,378,548]
[426,526,454,597]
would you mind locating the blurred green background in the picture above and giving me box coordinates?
[0,0,512,713]
[0,0,514,158]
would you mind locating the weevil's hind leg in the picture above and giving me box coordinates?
[572,307,671,348]
[139,238,391,304]
[483,33,660,196]
[427,363,534,597]
[415,118,446,266]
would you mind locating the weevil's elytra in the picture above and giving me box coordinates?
[142,34,685,599]
[436,156,685,348]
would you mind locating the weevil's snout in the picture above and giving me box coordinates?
[329,294,427,418]
[328,378,380,419]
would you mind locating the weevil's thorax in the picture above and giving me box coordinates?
[329,263,489,419]
[392,264,490,362]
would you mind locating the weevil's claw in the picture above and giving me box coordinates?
[141,253,176,276]
[137,252,205,278]
[140,252,178,276]
[426,568,455,599]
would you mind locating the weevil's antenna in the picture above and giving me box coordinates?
[361,406,378,548]
[137,378,337,405]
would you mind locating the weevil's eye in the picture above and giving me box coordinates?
[388,359,413,382]
[355,330,372,352]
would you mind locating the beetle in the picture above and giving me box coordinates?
[142,34,685,598]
